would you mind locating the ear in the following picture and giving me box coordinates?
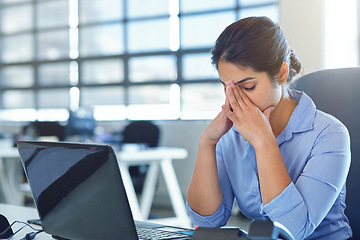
[277,62,289,85]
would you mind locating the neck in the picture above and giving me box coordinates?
[269,89,297,138]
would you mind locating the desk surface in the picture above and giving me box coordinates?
[117,147,188,164]
[0,203,191,240]
[0,146,187,161]
[0,147,19,157]
[0,203,52,240]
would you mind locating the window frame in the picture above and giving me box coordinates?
[0,0,279,121]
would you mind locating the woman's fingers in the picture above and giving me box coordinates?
[229,81,253,107]
[226,83,243,111]
[235,85,252,106]
[226,81,251,112]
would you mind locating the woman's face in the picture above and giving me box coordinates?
[218,61,283,112]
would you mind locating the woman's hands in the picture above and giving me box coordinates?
[200,80,275,148]
[222,81,275,148]
[222,81,291,205]
[190,80,291,208]
[199,96,233,146]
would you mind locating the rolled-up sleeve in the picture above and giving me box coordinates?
[261,121,351,239]
[186,200,230,227]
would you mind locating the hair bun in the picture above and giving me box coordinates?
[288,50,302,81]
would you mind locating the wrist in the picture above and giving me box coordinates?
[199,132,219,147]
[252,134,277,151]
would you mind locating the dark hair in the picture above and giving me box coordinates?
[211,16,302,85]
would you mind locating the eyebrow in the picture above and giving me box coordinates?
[219,77,255,85]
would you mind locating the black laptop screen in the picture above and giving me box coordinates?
[22,145,107,219]
[17,141,138,240]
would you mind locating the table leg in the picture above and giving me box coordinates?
[140,163,159,219]
[0,158,13,204]
[160,158,191,227]
[118,162,144,221]
[5,158,24,205]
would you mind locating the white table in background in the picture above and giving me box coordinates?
[117,147,191,228]
[0,147,24,205]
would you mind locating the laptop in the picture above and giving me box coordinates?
[17,140,193,240]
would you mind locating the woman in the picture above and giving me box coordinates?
[186,16,352,240]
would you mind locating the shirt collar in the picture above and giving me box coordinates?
[277,90,316,144]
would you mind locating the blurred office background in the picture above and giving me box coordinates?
[0,0,358,210]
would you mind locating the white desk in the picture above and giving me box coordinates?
[0,203,51,240]
[117,147,191,228]
[0,148,24,205]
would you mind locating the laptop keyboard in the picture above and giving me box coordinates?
[136,226,191,240]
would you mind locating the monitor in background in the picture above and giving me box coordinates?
[64,109,95,141]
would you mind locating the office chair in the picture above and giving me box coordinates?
[22,121,65,141]
[122,121,160,194]
[295,67,360,239]
[123,120,160,148]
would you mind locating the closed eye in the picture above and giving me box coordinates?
[243,85,255,91]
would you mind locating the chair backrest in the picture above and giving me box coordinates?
[122,120,160,147]
[295,67,360,239]
[23,121,65,141]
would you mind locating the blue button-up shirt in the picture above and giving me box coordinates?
[186,90,352,240]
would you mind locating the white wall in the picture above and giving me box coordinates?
[322,0,358,68]
[279,0,358,74]
[280,0,326,73]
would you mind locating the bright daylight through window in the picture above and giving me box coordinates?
[0,0,279,121]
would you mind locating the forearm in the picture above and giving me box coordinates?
[187,139,223,216]
[254,136,291,205]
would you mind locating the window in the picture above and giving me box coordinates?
[0,0,279,121]
[323,0,358,69]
